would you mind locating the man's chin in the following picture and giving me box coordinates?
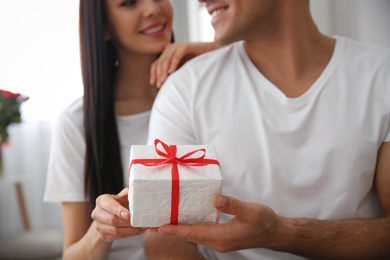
[215,34,242,46]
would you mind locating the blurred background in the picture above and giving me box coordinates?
[0,0,389,258]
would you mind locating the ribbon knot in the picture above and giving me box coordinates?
[129,139,220,224]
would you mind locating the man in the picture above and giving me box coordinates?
[145,0,390,259]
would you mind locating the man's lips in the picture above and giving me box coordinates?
[208,5,229,19]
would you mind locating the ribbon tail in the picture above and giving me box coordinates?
[170,162,180,225]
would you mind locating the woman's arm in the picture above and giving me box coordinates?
[62,188,145,260]
[62,202,112,260]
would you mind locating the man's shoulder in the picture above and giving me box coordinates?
[167,41,244,85]
[337,37,390,95]
[335,36,390,83]
[341,36,390,61]
[182,41,243,70]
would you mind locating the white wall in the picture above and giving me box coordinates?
[311,0,390,47]
[0,0,81,237]
[0,0,83,122]
[310,0,335,36]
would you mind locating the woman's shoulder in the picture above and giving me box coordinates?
[55,97,84,133]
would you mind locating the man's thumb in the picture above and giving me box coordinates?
[214,195,246,216]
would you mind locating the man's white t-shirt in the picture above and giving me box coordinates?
[44,98,150,259]
[148,36,390,259]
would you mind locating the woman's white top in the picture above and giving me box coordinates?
[44,98,150,259]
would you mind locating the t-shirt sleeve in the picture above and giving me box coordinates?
[385,77,390,143]
[385,125,390,142]
[147,70,198,146]
[43,104,87,202]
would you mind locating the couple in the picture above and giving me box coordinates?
[44,0,390,259]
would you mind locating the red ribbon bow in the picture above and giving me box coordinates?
[129,139,220,224]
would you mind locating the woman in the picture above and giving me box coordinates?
[43,0,220,259]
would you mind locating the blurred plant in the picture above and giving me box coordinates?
[0,89,29,144]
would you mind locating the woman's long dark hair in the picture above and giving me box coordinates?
[79,0,123,208]
[79,0,174,208]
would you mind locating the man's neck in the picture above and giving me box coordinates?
[243,5,336,98]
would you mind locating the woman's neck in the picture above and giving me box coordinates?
[114,53,158,115]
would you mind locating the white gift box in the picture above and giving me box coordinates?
[128,141,223,228]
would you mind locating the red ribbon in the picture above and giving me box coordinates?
[129,139,220,225]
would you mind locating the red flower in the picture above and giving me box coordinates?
[0,89,28,102]
[0,89,29,144]
[0,90,21,99]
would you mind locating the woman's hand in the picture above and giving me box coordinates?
[150,42,221,88]
[91,188,146,242]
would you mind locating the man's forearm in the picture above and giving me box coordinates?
[271,216,390,259]
[144,230,205,260]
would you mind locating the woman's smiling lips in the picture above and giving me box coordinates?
[140,22,167,37]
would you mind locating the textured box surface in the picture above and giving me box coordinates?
[128,144,223,227]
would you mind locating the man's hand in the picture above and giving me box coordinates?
[156,195,281,252]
